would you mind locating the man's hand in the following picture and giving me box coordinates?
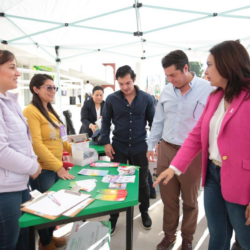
[245,204,250,225]
[90,124,98,134]
[57,167,75,180]
[147,151,156,162]
[30,163,42,180]
[105,144,115,159]
[155,144,159,156]
[153,168,175,187]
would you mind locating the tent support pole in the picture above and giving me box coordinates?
[220,5,250,14]
[56,61,62,117]
[143,5,211,16]
[144,16,211,34]
[147,41,188,50]
[71,6,133,25]
[5,14,63,25]
[5,16,55,59]
[103,50,140,59]
[70,24,132,35]
[8,25,65,43]
[102,41,141,50]
[61,50,98,61]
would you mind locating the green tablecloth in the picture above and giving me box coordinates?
[19,162,138,228]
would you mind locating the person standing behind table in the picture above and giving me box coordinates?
[0,50,41,250]
[23,74,75,250]
[79,86,105,137]
[154,41,250,250]
[147,50,214,250]
[100,65,155,235]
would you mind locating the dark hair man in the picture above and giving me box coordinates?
[100,65,155,235]
[147,50,214,250]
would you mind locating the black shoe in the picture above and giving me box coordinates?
[109,219,117,236]
[231,239,242,250]
[150,193,157,199]
[141,212,152,230]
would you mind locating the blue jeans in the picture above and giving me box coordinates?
[204,160,250,250]
[0,189,30,250]
[29,169,59,246]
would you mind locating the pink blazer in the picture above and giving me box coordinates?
[171,89,250,205]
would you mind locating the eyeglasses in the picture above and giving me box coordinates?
[40,86,58,92]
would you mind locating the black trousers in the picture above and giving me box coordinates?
[148,169,156,195]
[110,146,150,221]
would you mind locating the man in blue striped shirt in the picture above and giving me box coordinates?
[147,50,214,250]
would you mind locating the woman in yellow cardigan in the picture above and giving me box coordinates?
[23,74,75,250]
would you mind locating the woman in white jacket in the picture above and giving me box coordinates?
[0,50,41,250]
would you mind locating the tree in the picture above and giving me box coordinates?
[165,61,204,84]
[190,62,204,77]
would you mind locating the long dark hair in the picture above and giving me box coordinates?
[0,50,15,65]
[210,41,250,102]
[29,74,63,128]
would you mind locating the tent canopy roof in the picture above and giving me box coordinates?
[1,0,250,64]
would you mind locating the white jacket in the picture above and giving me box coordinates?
[0,92,38,193]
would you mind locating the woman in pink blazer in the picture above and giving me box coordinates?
[154,41,250,250]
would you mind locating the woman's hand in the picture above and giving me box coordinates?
[30,164,42,180]
[153,168,175,187]
[90,124,97,134]
[57,167,75,180]
[245,204,250,225]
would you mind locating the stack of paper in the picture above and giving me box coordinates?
[102,175,135,183]
[96,189,128,201]
[66,221,110,250]
[78,169,109,176]
[117,166,138,175]
[90,162,120,167]
[108,183,127,190]
[69,179,97,192]
[67,133,89,143]
[90,162,120,168]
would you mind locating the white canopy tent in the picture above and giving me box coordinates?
[1,0,250,100]
[1,0,250,65]
[1,0,250,130]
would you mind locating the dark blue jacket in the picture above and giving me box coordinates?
[79,98,105,137]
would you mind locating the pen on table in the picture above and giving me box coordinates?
[49,195,61,206]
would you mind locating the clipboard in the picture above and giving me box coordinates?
[21,190,91,220]
[21,192,49,207]
[63,198,95,217]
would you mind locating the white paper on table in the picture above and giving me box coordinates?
[26,190,90,216]
[116,175,136,183]
[66,221,110,250]
[118,169,135,175]
[102,175,135,183]
[63,198,93,217]
[108,183,127,189]
[30,189,42,199]
[75,179,97,192]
